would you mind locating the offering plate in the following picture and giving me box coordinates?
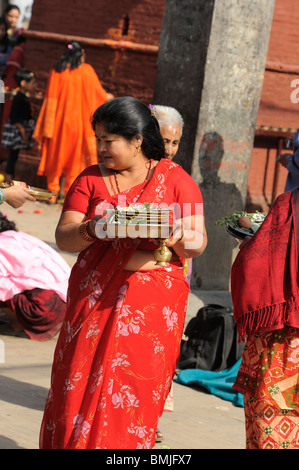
[1,180,57,201]
[104,204,175,266]
[27,186,57,200]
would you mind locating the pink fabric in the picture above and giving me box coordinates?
[0,230,70,302]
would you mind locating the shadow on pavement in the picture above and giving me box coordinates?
[0,375,48,411]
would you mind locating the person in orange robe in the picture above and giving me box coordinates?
[33,41,112,199]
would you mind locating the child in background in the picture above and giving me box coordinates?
[2,68,36,181]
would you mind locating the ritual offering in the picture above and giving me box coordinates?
[1,180,57,201]
[215,210,267,240]
[103,203,175,266]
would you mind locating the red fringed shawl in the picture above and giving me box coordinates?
[231,189,299,338]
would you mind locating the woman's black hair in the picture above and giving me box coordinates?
[0,17,9,52]
[53,41,84,73]
[3,4,20,15]
[15,68,35,86]
[0,212,17,232]
[92,96,165,161]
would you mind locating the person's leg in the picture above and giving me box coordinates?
[46,174,61,193]
[5,148,19,179]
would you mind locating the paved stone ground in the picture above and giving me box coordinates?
[0,200,246,449]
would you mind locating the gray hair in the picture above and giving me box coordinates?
[153,105,184,136]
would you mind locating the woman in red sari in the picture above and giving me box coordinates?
[39,96,207,449]
[231,192,299,448]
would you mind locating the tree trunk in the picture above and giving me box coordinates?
[153,0,275,289]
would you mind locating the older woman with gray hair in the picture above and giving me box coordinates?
[154,105,184,160]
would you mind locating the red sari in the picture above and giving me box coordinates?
[39,159,203,449]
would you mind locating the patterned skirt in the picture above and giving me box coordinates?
[233,326,299,449]
[1,118,35,150]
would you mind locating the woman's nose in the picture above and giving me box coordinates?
[164,143,172,156]
[97,141,106,153]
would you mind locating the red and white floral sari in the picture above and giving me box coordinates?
[39,159,203,449]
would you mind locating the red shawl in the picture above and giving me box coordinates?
[231,189,299,338]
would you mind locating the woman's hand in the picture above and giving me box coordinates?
[3,185,35,208]
[163,215,207,258]
[237,217,252,249]
[89,215,114,242]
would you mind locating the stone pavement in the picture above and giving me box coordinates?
[0,200,245,449]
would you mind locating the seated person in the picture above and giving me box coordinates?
[0,212,70,340]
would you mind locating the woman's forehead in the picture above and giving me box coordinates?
[95,123,119,139]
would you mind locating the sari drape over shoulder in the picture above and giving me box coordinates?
[231,189,299,338]
[39,159,202,449]
[33,63,108,193]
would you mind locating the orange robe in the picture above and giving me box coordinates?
[33,63,108,194]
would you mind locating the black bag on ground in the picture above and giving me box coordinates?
[177,304,244,372]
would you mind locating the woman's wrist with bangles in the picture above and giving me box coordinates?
[0,188,6,205]
[79,220,97,243]
[174,227,184,243]
[177,231,184,242]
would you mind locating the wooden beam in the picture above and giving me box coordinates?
[24,29,159,55]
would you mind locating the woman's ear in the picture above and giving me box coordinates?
[133,134,143,149]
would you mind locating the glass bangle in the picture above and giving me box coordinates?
[0,188,5,205]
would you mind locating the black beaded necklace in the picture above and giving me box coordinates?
[111,159,152,194]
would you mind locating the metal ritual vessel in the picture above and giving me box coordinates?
[105,204,174,266]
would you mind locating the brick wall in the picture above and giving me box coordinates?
[11,0,165,185]
[25,0,165,97]
[247,0,299,211]
[29,0,164,44]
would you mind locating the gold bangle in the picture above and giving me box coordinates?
[79,221,97,242]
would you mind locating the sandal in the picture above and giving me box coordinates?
[156,428,164,443]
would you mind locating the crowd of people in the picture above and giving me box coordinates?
[0,3,298,452]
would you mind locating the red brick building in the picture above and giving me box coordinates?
[5,0,299,210]
[249,0,299,211]
[25,0,164,100]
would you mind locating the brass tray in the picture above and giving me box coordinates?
[102,205,175,265]
[27,187,57,200]
[104,222,174,239]
[1,181,57,200]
